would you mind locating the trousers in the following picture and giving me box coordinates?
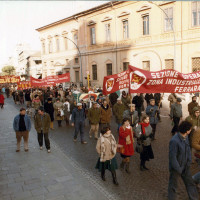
[16,131,29,150]
[74,121,85,142]
[37,131,50,150]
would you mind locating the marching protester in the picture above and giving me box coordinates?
[19,90,24,105]
[168,121,199,200]
[132,93,144,122]
[88,102,100,139]
[53,98,64,127]
[146,99,160,140]
[109,92,118,108]
[96,126,118,185]
[63,98,71,126]
[71,103,87,144]
[192,128,200,166]
[170,98,183,135]
[0,91,5,109]
[13,107,31,152]
[113,98,126,130]
[188,96,199,115]
[44,98,54,130]
[100,99,112,129]
[32,94,42,111]
[135,115,154,171]
[118,118,134,174]
[168,93,177,108]
[25,90,32,108]
[145,93,153,106]
[34,106,51,153]
[154,93,162,107]
[66,91,75,104]
[123,104,139,128]
[121,91,131,110]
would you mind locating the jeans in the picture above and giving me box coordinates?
[74,121,85,142]
[37,131,50,150]
[168,169,199,200]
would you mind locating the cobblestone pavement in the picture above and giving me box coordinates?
[0,98,117,200]
[1,95,200,200]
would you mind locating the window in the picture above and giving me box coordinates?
[142,61,150,71]
[192,57,200,72]
[107,63,112,75]
[51,61,54,67]
[75,71,80,82]
[74,33,78,46]
[66,59,69,65]
[192,2,200,26]
[165,59,174,69]
[90,27,96,45]
[49,41,52,53]
[105,23,111,42]
[42,43,45,54]
[164,7,173,31]
[123,20,129,39]
[123,62,129,71]
[56,38,60,52]
[64,37,68,50]
[35,60,42,64]
[75,58,79,64]
[142,15,149,35]
[92,65,97,80]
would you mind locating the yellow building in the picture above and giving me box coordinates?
[36,1,200,87]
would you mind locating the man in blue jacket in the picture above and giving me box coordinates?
[168,121,199,200]
[71,103,87,144]
[146,99,159,140]
[13,107,31,152]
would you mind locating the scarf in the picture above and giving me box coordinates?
[139,122,150,135]
[99,133,116,162]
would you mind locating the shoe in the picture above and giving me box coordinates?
[143,165,149,170]
[125,163,131,174]
[73,138,77,142]
[24,149,29,152]
[140,165,145,171]
[16,149,20,152]
[101,170,106,181]
[40,146,43,150]
[47,149,51,153]
[111,171,119,186]
[81,141,87,144]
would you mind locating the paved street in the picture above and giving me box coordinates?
[0,95,199,200]
[0,98,117,200]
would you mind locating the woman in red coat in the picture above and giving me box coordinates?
[0,92,5,109]
[118,118,134,174]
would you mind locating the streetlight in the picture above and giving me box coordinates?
[133,49,162,69]
[62,36,83,86]
[148,1,176,70]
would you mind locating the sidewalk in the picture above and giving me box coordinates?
[0,100,117,200]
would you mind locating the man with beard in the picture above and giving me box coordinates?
[188,96,199,116]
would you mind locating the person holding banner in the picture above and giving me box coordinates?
[170,98,183,136]
[146,99,160,140]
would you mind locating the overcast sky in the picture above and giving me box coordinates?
[0,1,108,68]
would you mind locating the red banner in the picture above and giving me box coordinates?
[0,76,20,84]
[103,66,200,94]
[30,73,70,87]
[17,81,32,90]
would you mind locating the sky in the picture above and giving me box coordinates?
[0,1,108,68]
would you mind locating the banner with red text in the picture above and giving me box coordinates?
[103,70,129,95]
[17,81,32,90]
[30,73,70,87]
[0,76,20,84]
[129,65,200,93]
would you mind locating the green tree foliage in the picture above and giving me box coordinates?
[1,66,16,75]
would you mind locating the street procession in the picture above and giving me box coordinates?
[1,1,200,200]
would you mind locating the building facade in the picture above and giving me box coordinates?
[36,1,200,87]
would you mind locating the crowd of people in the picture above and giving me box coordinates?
[1,83,200,199]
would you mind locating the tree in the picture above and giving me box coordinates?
[1,66,16,75]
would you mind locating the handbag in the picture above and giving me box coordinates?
[117,144,125,154]
[135,141,143,153]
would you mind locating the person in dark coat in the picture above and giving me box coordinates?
[154,93,162,107]
[25,90,31,108]
[145,93,153,106]
[44,98,54,130]
[109,92,118,107]
[132,93,144,121]
[168,121,199,200]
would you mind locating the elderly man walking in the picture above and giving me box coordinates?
[168,121,199,200]
[71,103,87,144]
[13,107,31,152]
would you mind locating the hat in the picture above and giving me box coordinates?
[38,106,44,112]
[77,103,82,106]
[20,107,26,111]
[177,98,182,102]
[117,97,121,101]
